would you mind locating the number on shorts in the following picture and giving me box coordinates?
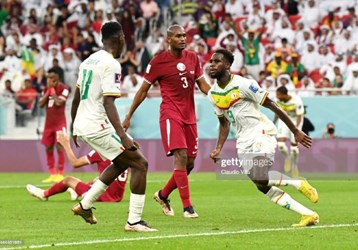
[117,169,128,182]
[227,110,235,123]
[181,77,188,88]
[80,69,93,100]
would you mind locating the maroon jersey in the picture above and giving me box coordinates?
[87,151,127,202]
[144,50,204,124]
[43,83,69,129]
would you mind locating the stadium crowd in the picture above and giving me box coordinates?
[0,0,358,123]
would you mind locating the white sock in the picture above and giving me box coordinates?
[80,180,108,209]
[290,146,299,169]
[266,187,314,215]
[268,170,301,189]
[127,193,145,224]
[277,142,289,158]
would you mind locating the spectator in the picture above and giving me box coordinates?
[316,25,333,46]
[261,76,276,96]
[55,5,70,28]
[15,78,37,110]
[43,44,64,72]
[264,43,275,65]
[22,23,43,47]
[120,50,139,77]
[318,45,335,67]
[302,106,315,136]
[247,2,264,32]
[331,52,347,76]
[199,12,219,40]
[295,29,314,55]
[225,0,244,20]
[239,24,265,81]
[271,18,295,46]
[0,35,6,60]
[286,53,305,87]
[215,23,237,50]
[299,76,315,97]
[322,123,339,139]
[264,0,286,25]
[332,66,345,88]
[226,41,243,74]
[343,64,358,94]
[140,0,160,39]
[301,42,320,73]
[121,65,143,98]
[2,79,16,98]
[193,1,211,23]
[134,40,152,75]
[3,47,22,77]
[121,9,136,51]
[63,48,81,90]
[334,29,356,55]
[266,52,287,80]
[277,74,295,91]
[299,0,320,28]
[28,38,44,72]
[211,0,226,23]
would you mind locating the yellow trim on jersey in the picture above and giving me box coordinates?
[210,86,241,110]
[103,93,121,97]
[277,102,296,112]
[260,92,269,105]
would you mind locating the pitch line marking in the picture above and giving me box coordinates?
[1,223,358,250]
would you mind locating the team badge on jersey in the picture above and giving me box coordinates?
[176,62,186,71]
[114,73,121,83]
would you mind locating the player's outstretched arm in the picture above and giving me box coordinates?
[210,116,230,162]
[57,129,89,168]
[103,96,137,151]
[122,81,151,130]
[262,97,312,148]
[196,77,211,95]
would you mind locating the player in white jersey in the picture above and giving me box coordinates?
[70,22,156,232]
[208,49,319,227]
[274,86,304,177]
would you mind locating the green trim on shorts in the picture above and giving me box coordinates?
[111,134,122,144]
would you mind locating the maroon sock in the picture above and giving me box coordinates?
[161,174,177,198]
[46,151,56,175]
[57,150,65,175]
[44,181,67,197]
[75,182,90,196]
[173,169,191,208]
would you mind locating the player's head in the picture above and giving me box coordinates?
[47,68,60,86]
[276,86,289,101]
[101,21,125,58]
[167,25,186,51]
[209,49,234,79]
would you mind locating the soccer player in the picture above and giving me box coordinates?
[208,49,319,227]
[26,129,128,202]
[273,86,304,177]
[123,24,211,218]
[39,68,70,183]
[70,22,156,232]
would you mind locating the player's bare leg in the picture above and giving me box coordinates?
[248,156,319,227]
[290,143,300,178]
[277,138,291,173]
[73,149,156,231]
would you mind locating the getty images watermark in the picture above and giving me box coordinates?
[216,154,274,180]
[0,240,23,245]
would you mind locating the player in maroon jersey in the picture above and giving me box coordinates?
[39,68,69,183]
[26,130,128,202]
[123,24,211,218]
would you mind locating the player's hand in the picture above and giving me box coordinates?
[294,130,312,148]
[122,135,137,151]
[210,148,221,163]
[122,115,131,131]
[56,128,70,146]
[133,140,141,149]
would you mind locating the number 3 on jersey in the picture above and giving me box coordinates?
[181,77,188,88]
[80,69,93,100]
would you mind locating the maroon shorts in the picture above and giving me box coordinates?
[159,119,198,157]
[41,127,65,147]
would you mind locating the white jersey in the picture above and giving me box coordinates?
[275,94,304,122]
[73,50,122,136]
[208,75,277,148]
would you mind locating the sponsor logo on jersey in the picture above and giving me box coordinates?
[179,72,187,76]
[177,62,186,71]
[114,73,121,83]
[249,84,258,93]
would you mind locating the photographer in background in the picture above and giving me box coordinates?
[322,123,339,139]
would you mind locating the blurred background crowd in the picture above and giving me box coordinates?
[0,0,358,126]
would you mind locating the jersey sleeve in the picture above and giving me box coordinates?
[240,78,269,105]
[86,150,103,164]
[295,96,304,116]
[194,55,204,81]
[59,85,69,101]
[101,61,121,97]
[143,57,160,84]
[208,89,225,117]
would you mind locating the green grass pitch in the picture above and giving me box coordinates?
[0,172,357,249]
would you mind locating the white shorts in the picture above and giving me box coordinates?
[277,120,303,143]
[79,128,125,161]
[237,134,277,172]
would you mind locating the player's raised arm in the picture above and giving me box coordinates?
[262,97,312,148]
[122,81,151,130]
[196,77,211,95]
